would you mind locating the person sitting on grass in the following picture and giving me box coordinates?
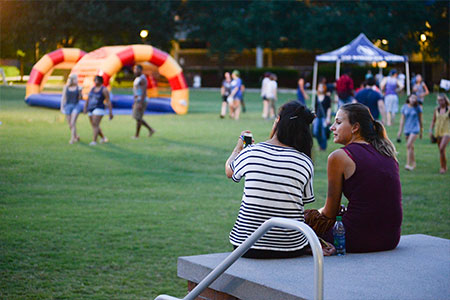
[225,101,316,258]
[60,73,82,144]
[83,75,113,146]
[305,103,402,253]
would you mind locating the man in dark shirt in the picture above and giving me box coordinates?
[354,77,385,123]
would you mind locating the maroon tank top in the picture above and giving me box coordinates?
[326,143,402,253]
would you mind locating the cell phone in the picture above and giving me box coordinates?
[243,132,253,148]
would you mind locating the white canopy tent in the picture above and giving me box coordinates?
[312,33,410,105]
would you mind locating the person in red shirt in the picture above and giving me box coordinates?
[336,70,354,108]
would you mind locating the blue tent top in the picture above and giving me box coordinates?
[315,33,407,63]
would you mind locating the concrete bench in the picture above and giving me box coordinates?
[178,234,449,300]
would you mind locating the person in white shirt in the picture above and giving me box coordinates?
[266,73,278,119]
[261,72,271,119]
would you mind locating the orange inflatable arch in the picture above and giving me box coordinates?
[26,45,189,115]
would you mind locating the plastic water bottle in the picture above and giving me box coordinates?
[333,216,346,256]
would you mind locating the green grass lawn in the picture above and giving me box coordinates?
[0,86,448,299]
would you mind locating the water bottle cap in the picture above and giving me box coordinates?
[336,216,342,221]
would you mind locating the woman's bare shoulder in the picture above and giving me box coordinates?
[328,148,352,165]
[328,148,346,160]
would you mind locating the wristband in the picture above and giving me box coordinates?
[240,135,245,141]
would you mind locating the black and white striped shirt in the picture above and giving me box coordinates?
[229,142,314,251]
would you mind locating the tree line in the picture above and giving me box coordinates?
[1,0,448,65]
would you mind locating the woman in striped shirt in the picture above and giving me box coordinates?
[225,101,315,258]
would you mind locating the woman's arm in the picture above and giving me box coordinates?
[326,107,332,125]
[429,109,437,136]
[229,86,239,99]
[299,78,309,100]
[225,131,249,178]
[419,112,423,139]
[61,86,67,113]
[103,88,113,120]
[83,92,89,114]
[321,150,349,219]
[422,83,430,98]
[377,99,386,124]
[397,114,405,138]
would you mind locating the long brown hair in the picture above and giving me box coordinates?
[340,103,397,160]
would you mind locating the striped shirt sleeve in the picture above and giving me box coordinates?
[303,171,315,203]
[230,147,251,183]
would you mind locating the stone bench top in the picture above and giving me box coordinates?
[178,234,450,300]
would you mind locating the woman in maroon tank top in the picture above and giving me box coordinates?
[312,103,402,253]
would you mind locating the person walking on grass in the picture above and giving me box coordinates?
[381,69,403,126]
[220,72,232,118]
[266,73,278,119]
[313,77,332,151]
[412,74,429,106]
[261,72,271,119]
[84,75,113,146]
[60,73,82,144]
[297,75,309,105]
[229,70,243,120]
[429,94,450,174]
[132,65,155,138]
[397,94,423,171]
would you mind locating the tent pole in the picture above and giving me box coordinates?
[405,61,410,95]
[336,59,341,80]
[312,61,318,110]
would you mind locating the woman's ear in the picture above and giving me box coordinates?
[351,122,360,134]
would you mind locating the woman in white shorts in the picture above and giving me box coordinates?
[60,74,82,144]
[83,76,113,146]
[381,69,402,126]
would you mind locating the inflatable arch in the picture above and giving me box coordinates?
[98,45,188,115]
[25,45,189,115]
[26,48,86,98]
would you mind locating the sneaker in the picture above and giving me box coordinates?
[100,137,109,143]
[89,141,97,146]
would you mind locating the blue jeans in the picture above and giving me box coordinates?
[313,117,327,150]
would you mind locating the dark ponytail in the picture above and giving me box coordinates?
[274,101,315,157]
[340,103,397,160]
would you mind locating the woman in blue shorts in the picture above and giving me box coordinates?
[397,94,423,170]
[60,74,82,144]
[83,76,113,146]
[229,70,243,120]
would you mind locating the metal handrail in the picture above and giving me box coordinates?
[155,217,324,300]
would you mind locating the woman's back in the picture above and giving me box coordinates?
[229,142,314,251]
[340,143,402,252]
